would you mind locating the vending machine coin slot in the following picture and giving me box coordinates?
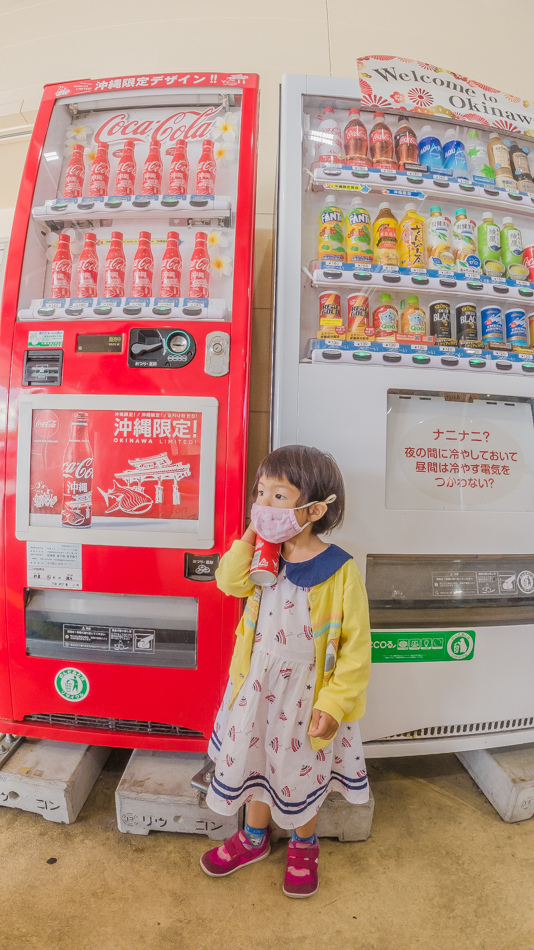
[184,552,220,581]
[22,349,63,387]
[128,329,196,368]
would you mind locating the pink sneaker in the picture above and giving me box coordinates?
[283,838,319,898]
[200,827,272,877]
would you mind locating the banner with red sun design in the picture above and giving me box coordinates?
[357,56,534,136]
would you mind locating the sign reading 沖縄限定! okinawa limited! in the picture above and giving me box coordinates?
[357,56,534,136]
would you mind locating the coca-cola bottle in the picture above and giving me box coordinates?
[50,234,72,299]
[394,116,419,168]
[369,112,397,170]
[115,139,136,195]
[61,412,93,528]
[317,106,343,164]
[141,140,163,195]
[76,232,99,298]
[104,231,126,298]
[64,144,86,198]
[160,231,182,297]
[344,108,368,167]
[88,142,110,196]
[196,140,216,194]
[188,231,210,298]
[168,139,189,195]
[132,231,154,297]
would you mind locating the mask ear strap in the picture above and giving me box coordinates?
[324,494,336,505]
[294,494,337,511]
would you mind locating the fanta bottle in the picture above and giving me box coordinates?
[318,194,345,262]
[345,199,373,265]
[398,203,426,270]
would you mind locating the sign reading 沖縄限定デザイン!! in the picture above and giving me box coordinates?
[357,56,534,136]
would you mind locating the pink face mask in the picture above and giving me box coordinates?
[250,495,336,544]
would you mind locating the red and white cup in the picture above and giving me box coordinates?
[523,246,534,283]
[249,535,281,586]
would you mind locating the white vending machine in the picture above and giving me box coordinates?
[274,59,534,756]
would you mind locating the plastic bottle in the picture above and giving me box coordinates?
[104,231,126,298]
[132,231,154,296]
[345,200,373,264]
[477,211,504,278]
[168,139,189,194]
[196,139,216,194]
[466,129,494,183]
[115,140,136,195]
[443,128,468,179]
[504,139,534,196]
[451,208,478,272]
[189,231,210,298]
[50,234,72,298]
[317,106,343,164]
[425,206,454,272]
[369,112,396,170]
[76,232,99,298]
[487,134,515,191]
[372,203,399,266]
[373,292,398,337]
[88,142,110,197]
[398,203,426,269]
[401,295,426,334]
[500,217,525,278]
[160,231,182,297]
[64,144,86,198]
[318,194,345,262]
[343,108,368,166]
[418,125,444,172]
[394,116,419,168]
[141,141,163,195]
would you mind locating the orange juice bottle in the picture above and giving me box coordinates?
[372,202,399,266]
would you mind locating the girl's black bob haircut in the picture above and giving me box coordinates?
[252,444,345,536]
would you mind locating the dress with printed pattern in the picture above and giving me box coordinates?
[206,561,369,829]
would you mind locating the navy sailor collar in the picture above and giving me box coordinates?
[280,544,352,589]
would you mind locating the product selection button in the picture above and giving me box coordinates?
[469,358,486,368]
[521,362,534,373]
[441,356,459,366]
[495,360,513,371]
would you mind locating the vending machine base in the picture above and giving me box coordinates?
[457,744,534,823]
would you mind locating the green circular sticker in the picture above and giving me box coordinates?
[54,668,89,702]
[446,632,474,661]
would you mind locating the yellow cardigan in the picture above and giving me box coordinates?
[215,540,371,751]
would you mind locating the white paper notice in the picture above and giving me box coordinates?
[386,394,534,512]
[27,541,82,589]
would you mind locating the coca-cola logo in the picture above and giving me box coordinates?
[94,107,222,146]
[133,258,154,270]
[33,410,59,440]
[191,257,210,270]
[52,259,72,272]
[63,458,94,479]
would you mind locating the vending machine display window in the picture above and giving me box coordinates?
[16,394,218,548]
[386,390,534,512]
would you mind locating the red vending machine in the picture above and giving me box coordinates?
[0,72,259,750]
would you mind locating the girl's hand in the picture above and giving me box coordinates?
[308,709,339,741]
[241,524,257,545]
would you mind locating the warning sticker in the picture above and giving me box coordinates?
[372,630,476,663]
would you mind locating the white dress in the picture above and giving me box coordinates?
[206,561,369,829]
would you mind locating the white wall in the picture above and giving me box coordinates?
[0,0,533,487]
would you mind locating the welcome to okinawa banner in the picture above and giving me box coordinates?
[357,56,534,137]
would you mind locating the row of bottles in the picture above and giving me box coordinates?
[317,107,534,192]
[317,290,534,346]
[318,194,533,280]
[64,139,217,199]
[50,230,211,299]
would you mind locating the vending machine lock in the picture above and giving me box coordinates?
[128,328,196,368]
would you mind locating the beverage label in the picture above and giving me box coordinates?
[456,305,477,340]
[395,129,418,166]
[115,161,136,195]
[318,123,343,162]
[490,142,510,168]
[503,228,523,259]
[319,206,343,227]
[418,139,443,167]
[169,159,189,194]
[132,257,154,297]
[443,140,467,171]
[370,126,393,156]
[105,257,126,297]
[429,301,452,338]
[346,208,372,263]
[77,257,98,298]
[345,126,367,143]
[319,293,341,319]
[452,219,477,265]
[373,305,398,335]
[196,159,216,194]
[160,257,182,297]
[189,255,210,298]
[505,309,527,343]
[481,307,503,343]
[142,162,162,194]
[399,218,425,269]
[347,294,369,331]
[64,163,85,199]
[89,161,110,197]
[401,304,426,334]
[51,258,72,299]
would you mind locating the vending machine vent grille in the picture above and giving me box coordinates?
[381,717,534,741]
[23,713,204,738]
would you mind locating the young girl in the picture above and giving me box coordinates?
[201,444,371,898]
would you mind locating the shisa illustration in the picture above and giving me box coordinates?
[98,453,191,514]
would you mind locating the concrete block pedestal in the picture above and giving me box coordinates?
[271,789,375,842]
[457,744,534,823]
[0,738,109,823]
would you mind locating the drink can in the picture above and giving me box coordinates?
[529,313,534,346]
[523,245,534,282]
[319,292,341,322]
[505,308,527,345]
[455,303,477,341]
[347,294,369,331]
[429,300,452,339]
[249,535,281,586]
[481,306,503,344]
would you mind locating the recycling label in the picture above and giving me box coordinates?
[371,630,475,663]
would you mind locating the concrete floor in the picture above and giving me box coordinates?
[0,749,533,950]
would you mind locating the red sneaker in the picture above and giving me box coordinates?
[200,827,272,877]
[283,838,319,898]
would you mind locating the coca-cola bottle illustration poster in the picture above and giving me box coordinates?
[29,408,202,528]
